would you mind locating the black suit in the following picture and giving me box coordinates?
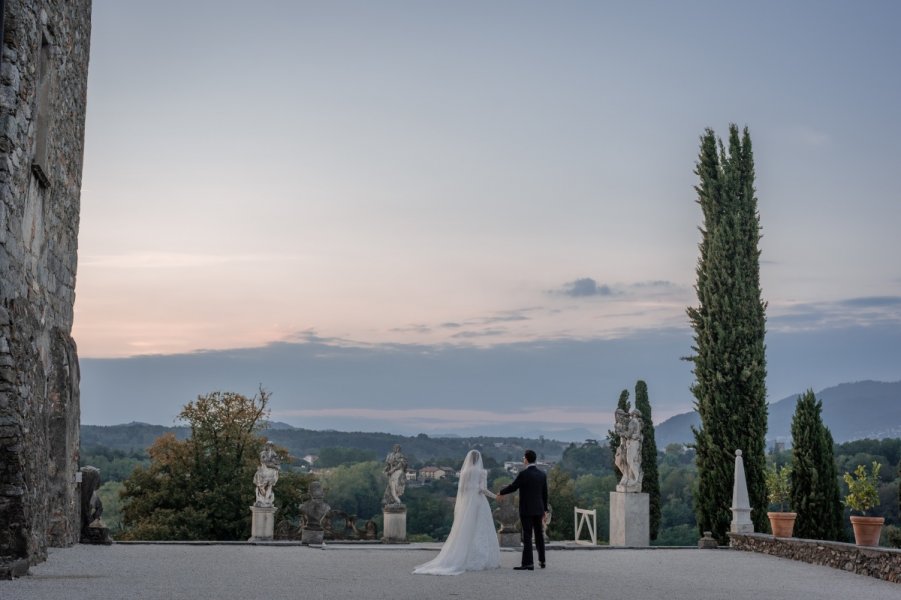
[499,464,548,567]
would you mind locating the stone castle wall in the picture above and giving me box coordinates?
[0,0,91,573]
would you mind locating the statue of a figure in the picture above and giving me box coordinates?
[253,441,281,507]
[299,480,331,533]
[613,408,629,478]
[79,466,112,544]
[382,444,408,506]
[616,409,644,493]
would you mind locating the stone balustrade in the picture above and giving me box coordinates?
[728,532,901,583]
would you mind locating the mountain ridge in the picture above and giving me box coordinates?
[655,379,901,447]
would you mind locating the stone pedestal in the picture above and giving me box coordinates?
[301,528,324,545]
[498,532,521,548]
[82,521,113,545]
[249,505,277,542]
[382,504,407,543]
[609,491,649,547]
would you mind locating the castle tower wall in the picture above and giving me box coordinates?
[0,0,91,572]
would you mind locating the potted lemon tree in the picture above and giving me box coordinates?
[765,464,796,537]
[843,461,883,546]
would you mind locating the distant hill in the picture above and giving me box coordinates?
[79,423,571,464]
[655,380,901,447]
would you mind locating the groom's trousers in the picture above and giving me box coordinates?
[520,515,546,567]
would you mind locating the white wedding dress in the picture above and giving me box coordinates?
[413,450,501,575]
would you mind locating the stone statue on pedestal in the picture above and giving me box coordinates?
[253,442,281,507]
[79,466,112,545]
[382,444,408,507]
[299,480,330,545]
[610,408,649,546]
[615,409,644,493]
[493,493,521,547]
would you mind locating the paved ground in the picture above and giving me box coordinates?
[1,543,898,600]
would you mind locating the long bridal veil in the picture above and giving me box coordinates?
[413,449,501,575]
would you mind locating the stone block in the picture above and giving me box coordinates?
[248,505,277,542]
[301,528,324,545]
[498,532,521,548]
[382,506,407,543]
[609,491,649,547]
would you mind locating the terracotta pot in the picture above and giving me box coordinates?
[850,515,884,546]
[767,512,797,537]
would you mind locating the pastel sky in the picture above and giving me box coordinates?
[74,1,901,435]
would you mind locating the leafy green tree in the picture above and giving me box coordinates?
[634,380,661,540]
[607,390,630,480]
[657,451,698,545]
[120,389,300,540]
[97,481,125,536]
[790,390,845,540]
[547,465,577,540]
[560,442,614,478]
[80,445,149,482]
[273,469,314,529]
[574,473,617,541]
[405,486,454,540]
[320,461,384,520]
[687,125,768,542]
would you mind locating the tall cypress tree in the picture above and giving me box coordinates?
[634,380,661,540]
[688,125,768,542]
[607,390,630,480]
[790,390,845,541]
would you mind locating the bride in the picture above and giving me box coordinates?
[413,449,500,575]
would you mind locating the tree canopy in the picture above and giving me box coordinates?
[688,125,768,541]
[119,389,307,540]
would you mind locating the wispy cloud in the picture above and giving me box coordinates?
[770,295,901,331]
[550,278,686,300]
[554,277,616,298]
[838,296,901,309]
[391,324,432,334]
[80,252,304,269]
[451,328,507,339]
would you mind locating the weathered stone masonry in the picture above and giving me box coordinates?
[0,0,91,575]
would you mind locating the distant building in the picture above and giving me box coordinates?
[419,466,448,481]
[438,467,458,479]
[405,469,417,481]
[504,461,554,475]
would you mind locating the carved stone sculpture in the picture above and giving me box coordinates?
[382,444,408,507]
[253,442,281,508]
[79,466,112,545]
[362,519,378,540]
[493,494,520,534]
[615,409,644,493]
[493,494,521,547]
[299,480,330,545]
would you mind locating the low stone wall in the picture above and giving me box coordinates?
[728,532,901,583]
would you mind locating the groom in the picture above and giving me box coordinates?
[497,449,548,571]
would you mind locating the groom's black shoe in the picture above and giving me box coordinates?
[514,565,534,571]
[540,562,546,569]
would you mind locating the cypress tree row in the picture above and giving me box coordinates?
[634,380,661,540]
[607,390,630,480]
[790,390,845,541]
[687,125,769,542]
